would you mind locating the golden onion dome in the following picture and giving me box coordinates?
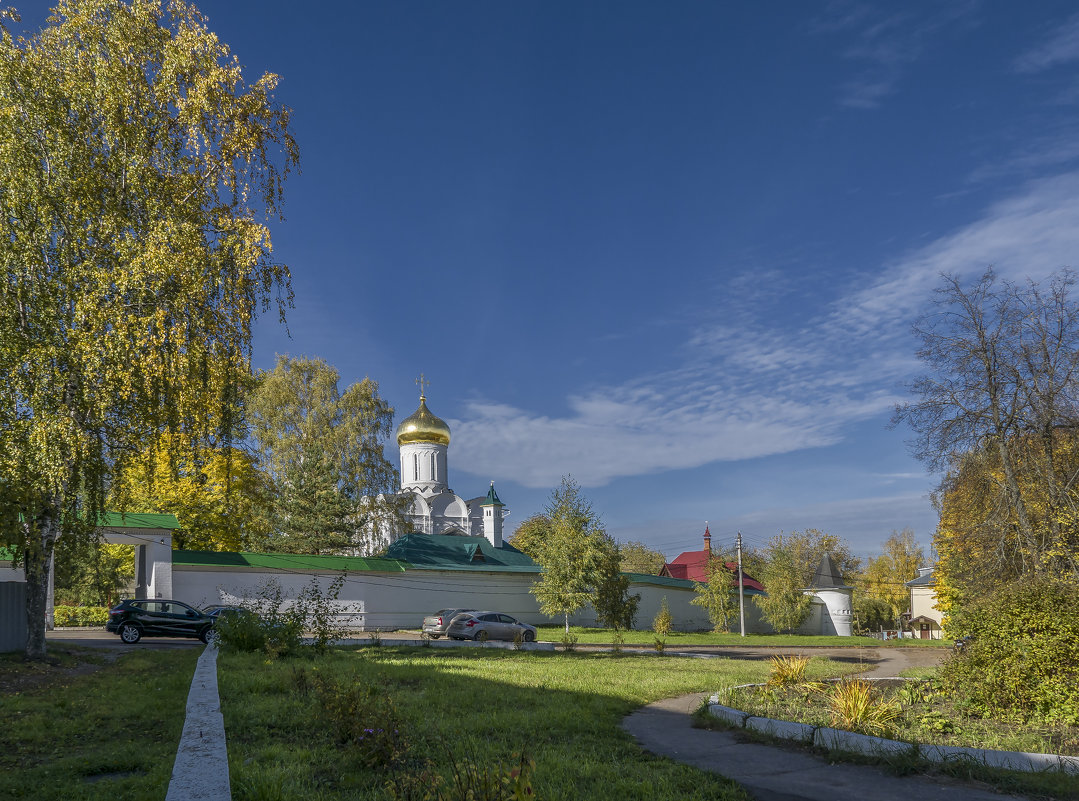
[395,395,451,446]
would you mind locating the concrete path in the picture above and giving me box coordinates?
[166,644,230,801]
[622,648,1025,801]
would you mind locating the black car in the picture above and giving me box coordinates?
[106,599,215,644]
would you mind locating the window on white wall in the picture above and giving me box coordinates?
[413,453,418,481]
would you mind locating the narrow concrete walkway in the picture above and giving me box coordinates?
[622,649,1024,801]
[166,644,230,801]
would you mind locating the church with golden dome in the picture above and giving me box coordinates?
[392,384,508,547]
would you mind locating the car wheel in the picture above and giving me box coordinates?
[430,634,440,639]
[119,622,142,644]
[523,630,535,643]
[475,630,488,642]
[200,627,219,645]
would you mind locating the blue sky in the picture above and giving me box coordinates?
[20,2,1079,560]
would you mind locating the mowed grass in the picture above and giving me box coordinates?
[0,646,199,801]
[531,627,950,648]
[219,647,858,800]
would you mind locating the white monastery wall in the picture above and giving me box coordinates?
[172,564,748,632]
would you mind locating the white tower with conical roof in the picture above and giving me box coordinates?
[480,482,505,548]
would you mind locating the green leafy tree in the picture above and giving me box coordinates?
[857,528,925,628]
[754,537,813,633]
[248,355,402,554]
[784,528,860,586]
[618,540,667,575]
[109,431,271,551]
[529,476,610,633]
[852,596,893,635]
[0,0,296,659]
[593,541,640,630]
[54,540,134,607]
[691,556,738,632]
[508,514,551,561]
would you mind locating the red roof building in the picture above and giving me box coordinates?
[659,525,765,593]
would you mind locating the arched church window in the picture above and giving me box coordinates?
[413,453,418,481]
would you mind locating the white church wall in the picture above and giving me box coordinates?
[171,564,757,632]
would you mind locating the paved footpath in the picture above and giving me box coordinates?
[622,648,1027,801]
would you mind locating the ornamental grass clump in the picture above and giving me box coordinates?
[766,654,810,686]
[827,678,900,737]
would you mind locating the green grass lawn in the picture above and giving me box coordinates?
[0,646,199,801]
[218,647,860,801]
[531,627,951,648]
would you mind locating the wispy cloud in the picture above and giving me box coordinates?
[840,171,1079,339]
[813,3,978,109]
[1014,13,1079,73]
[449,171,1079,490]
[967,126,1079,184]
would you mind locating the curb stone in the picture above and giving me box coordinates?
[708,684,1079,774]
[166,643,230,801]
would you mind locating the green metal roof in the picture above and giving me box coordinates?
[98,512,180,530]
[172,550,408,572]
[384,533,537,569]
[480,483,504,506]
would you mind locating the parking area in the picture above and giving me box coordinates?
[46,628,202,650]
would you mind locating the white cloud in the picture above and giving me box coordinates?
[1014,13,1079,73]
[448,171,1079,491]
[839,171,1079,338]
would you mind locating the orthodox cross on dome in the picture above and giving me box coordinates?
[415,373,430,400]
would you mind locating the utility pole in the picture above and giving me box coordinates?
[736,531,746,637]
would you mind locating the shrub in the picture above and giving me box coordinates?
[53,605,77,627]
[652,596,672,639]
[52,605,107,627]
[215,573,349,658]
[611,630,624,654]
[213,609,272,653]
[387,750,536,801]
[559,632,578,652]
[940,576,1079,725]
[315,675,409,769]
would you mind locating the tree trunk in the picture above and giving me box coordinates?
[564,612,569,634]
[24,508,59,661]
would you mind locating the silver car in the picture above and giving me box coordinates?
[422,608,475,639]
[447,611,537,642]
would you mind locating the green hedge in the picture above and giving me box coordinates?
[53,605,109,627]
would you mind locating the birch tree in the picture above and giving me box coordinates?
[247,355,402,554]
[895,270,1079,618]
[0,0,297,659]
